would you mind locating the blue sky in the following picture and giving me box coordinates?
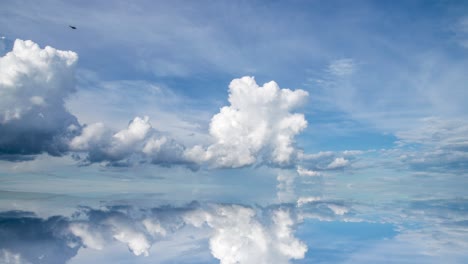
[1,0,468,263]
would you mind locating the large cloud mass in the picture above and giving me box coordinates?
[69,116,190,167]
[0,203,308,264]
[0,39,79,157]
[0,40,310,169]
[185,205,307,264]
[185,77,308,168]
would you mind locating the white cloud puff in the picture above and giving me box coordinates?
[326,204,349,215]
[108,221,151,257]
[296,166,321,177]
[69,123,107,151]
[0,39,80,157]
[0,39,77,123]
[69,222,105,250]
[70,116,190,166]
[184,205,307,264]
[327,157,349,169]
[3,203,307,263]
[185,76,308,168]
[297,196,322,207]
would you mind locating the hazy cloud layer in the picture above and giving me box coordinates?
[396,117,468,173]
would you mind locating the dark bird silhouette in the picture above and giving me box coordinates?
[69,25,77,29]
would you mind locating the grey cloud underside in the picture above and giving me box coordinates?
[0,211,79,264]
[0,109,79,157]
[0,40,80,159]
[0,39,191,167]
[70,117,195,168]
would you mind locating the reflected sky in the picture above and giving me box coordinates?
[1,0,468,263]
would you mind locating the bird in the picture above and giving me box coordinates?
[69,25,77,29]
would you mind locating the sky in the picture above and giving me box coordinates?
[1,0,468,263]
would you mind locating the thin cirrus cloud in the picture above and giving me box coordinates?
[327,58,356,77]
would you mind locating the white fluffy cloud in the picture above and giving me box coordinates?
[297,196,322,207]
[296,166,321,177]
[69,116,190,166]
[105,217,151,257]
[1,40,309,169]
[69,223,105,250]
[0,39,77,123]
[327,157,349,169]
[297,150,358,173]
[184,205,307,264]
[185,76,308,168]
[0,39,80,157]
[62,204,308,263]
[326,204,349,215]
[68,213,152,257]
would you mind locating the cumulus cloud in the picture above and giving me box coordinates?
[66,208,157,258]
[327,157,350,169]
[69,116,191,167]
[297,200,353,222]
[297,196,322,207]
[70,76,310,169]
[185,76,308,168]
[0,211,79,264]
[105,217,151,256]
[326,204,349,215]
[296,166,321,177]
[297,150,358,173]
[0,39,191,168]
[68,223,105,250]
[184,205,307,264]
[0,203,308,264]
[1,40,310,170]
[0,39,80,158]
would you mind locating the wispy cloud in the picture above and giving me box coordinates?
[327,59,356,77]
